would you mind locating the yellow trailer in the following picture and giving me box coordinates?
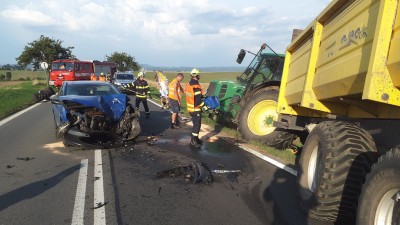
[275,0,400,224]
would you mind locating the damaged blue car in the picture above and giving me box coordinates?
[51,81,141,146]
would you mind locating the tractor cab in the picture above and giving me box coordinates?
[236,43,285,89]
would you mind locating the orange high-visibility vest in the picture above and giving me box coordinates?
[99,76,106,81]
[168,78,182,100]
[185,82,203,113]
[91,74,97,81]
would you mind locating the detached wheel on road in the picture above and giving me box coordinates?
[357,148,400,225]
[237,88,294,149]
[298,121,378,223]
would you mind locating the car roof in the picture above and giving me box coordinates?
[64,81,112,85]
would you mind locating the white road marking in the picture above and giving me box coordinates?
[94,150,106,225]
[0,103,41,127]
[71,159,89,225]
[238,144,298,176]
[148,99,172,113]
[148,99,298,177]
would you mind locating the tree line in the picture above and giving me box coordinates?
[15,35,140,72]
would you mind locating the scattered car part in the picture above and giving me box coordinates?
[156,161,214,184]
[33,87,55,102]
[16,157,35,161]
[211,170,242,174]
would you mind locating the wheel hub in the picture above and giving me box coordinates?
[247,100,277,136]
[308,145,322,193]
[375,189,400,225]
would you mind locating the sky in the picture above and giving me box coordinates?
[0,0,331,67]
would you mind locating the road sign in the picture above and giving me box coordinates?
[40,62,48,70]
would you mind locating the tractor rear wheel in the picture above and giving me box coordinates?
[237,88,294,149]
[298,121,378,223]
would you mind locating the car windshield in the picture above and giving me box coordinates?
[63,83,121,96]
[116,74,134,80]
[52,62,73,71]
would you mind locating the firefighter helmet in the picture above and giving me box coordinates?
[190,68,200,76]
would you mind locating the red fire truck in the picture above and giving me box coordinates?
[49,60,117,87]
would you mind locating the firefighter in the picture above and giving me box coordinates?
[90,73,98,81]
[168,73,185,129]
[106,72,112,83]
[185,68,205,148]
[126,72,152,118]
[99,72,107,81]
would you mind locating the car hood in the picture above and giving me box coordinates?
[59,94,126,120]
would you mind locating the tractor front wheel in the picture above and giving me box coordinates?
[237,88,294,149]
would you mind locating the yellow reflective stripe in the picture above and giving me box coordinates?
[136,86,148,89]
[199,102,205,106]
[194,91,202,95]
[192,133,199,136]
[187,103,194,107]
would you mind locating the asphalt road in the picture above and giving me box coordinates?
[0,97,332,225]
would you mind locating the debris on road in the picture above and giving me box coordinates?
[226,172,239,183]
[156,161,214,184]
[6,165,15,169]
[16,157,35,161]
[211,169,242,174]
[33,87,55,103]
[158,187,162,196]
[91,201,109,209]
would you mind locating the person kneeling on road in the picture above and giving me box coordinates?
[168,73,185,129]
[185,68,206,148]
[125,72,152,118]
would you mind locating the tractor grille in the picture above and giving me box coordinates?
[206,82,216,96]
[218,84,228,99]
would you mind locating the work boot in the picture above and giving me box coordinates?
[196,137,203,145]
[174,120,181,128]
[190,136,201,148]
[171,123,178,129]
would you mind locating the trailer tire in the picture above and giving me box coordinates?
[298,121,378,223]
[357,148,400,225]
[237,88,294,149]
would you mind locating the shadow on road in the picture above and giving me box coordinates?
[263,168,309,225]
[138,110,171,136]
[0,165,80,211]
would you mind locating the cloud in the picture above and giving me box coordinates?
[0,0,331,66]
[1,6,54,26]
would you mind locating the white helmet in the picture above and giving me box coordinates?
[190,68,200,76]
[137,72,145,77]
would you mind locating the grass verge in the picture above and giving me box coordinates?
[149,87,296,164]
[0,81,47,120]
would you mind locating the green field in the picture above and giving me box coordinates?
[147,71,241,83]
[0,70,47,81]
[0,69,241,83]
[0,81,47,119]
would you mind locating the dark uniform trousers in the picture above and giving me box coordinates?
[136,98,149,114]
[190,112,201,136]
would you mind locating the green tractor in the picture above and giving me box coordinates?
[206,43,295,149]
